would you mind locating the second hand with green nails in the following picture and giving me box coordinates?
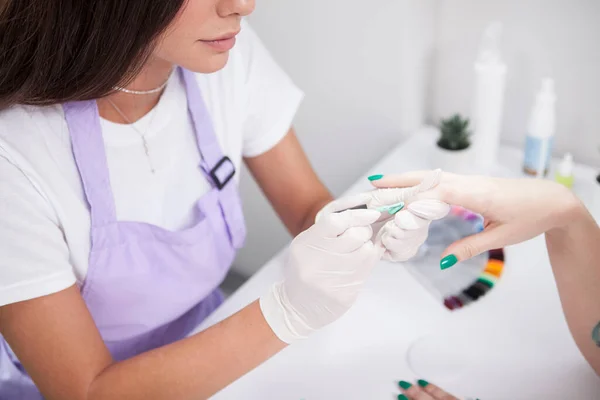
[397,379,480,400]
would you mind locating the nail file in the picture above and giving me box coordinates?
[333,204,368,213]
[333,202,406,215]
[405,205,505,311]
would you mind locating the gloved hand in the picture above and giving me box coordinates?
[317,170,450,262]
[260,207,382,344]
[374,202,447,262]
[369,170,450,261]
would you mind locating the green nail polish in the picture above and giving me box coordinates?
[592,322,600,347]
[398,380,412,389]
[398,395,408,400]
[368,174,384,181]
[376,202,405,214]
[417,379,429,388]
[440,254,458,270]
[388,203,405,215]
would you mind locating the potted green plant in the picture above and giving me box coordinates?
[438,114,471,151]
[431,114,474,173]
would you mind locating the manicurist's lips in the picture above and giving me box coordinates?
[199,30,240,52]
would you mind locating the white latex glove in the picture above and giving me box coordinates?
[371,170,450,261]
[260,208,382,344]
[374,200,449,261]
[317,170,451,262]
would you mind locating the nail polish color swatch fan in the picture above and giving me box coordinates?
[405,206,505,311]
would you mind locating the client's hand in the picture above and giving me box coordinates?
[370,170,583,268]
[397,379,466,400]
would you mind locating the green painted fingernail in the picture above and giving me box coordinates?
[398,380,412,389]
[592,322,600,347]
[368,174,384,181]
[417,379,429,387]
[388,203,405,215]
[398,395,408,400]
[440,254,458,270]
[376,202,405,214]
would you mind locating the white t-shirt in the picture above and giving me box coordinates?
[0,22,303,306]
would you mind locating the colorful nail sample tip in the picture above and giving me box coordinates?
[457,293,472,307]
[489,248,505,261]
[463,285,484,301]
[368,174,384,181]
[417,379,429,388]
[473,281,491,294]
[451,296,464,309]
[465,212,479,221]
[398,395,408,400]
[484,259,504,277]
[398,381,412,389]
[477,277,494,288]
[480,271,499,284]
[440,254,458,270]
[475,221,485,232]
[444,296,462,310]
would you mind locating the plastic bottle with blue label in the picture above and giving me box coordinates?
[523,78,556,176]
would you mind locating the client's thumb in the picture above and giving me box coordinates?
[440,224,511,269]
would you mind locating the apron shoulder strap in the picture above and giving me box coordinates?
[179,68,245,247]
[180,68,236,190]
[63,101,117,227]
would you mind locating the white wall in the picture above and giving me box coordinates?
[232,1,438,276]
[233,0,600,277]
[431,0,600,165]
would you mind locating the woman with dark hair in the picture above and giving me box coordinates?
[0,1,422,398]
[4,2,595,399]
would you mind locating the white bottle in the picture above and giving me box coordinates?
[555,153,574,188]
[471,22,508,171]
[523,78,557,176]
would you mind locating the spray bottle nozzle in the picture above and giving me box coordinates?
[558,153,573,176]
[478,21,504,65]
[541,78,555,96]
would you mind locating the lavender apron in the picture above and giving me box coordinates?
[0,68,246,399]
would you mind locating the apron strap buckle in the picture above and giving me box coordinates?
[210,156,235,190]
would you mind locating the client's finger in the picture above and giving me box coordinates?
[441,223,517,268]
[365,170,445,210]
[370,170,455,189]
[419,380,461,400]
[373,172,493,218]
[398,380,436,400]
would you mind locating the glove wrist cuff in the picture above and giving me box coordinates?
[259,282,313,344]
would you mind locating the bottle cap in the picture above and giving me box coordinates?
[558,153,573,177]
[528,77,557,138]
[539,78,556,102]
[477,21,504,66]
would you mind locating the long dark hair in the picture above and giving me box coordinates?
[0,1,185,108]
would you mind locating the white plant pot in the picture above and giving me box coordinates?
[429,145,474,174]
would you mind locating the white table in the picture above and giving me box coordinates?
[196,128,600,400]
